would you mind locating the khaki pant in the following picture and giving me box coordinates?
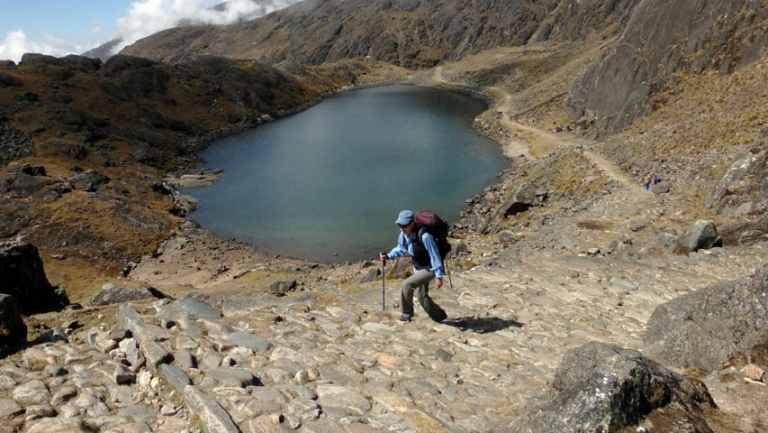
[401,269,447,322]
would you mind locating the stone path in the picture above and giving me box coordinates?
[4,175,766,432]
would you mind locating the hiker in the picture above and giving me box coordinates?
[380,210,448,323]
[643,172,654,190]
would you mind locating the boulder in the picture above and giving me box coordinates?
[706,142,768,217]
[719,213,768,246]
[19,53,62,66]
[68,170,109,192]
[497,183,548,218]
[88,283,167,307]
[269,280,297,297]
[0,294,26,350]
[650,181,670,194]
[0,241,68,314]
[0,171,54,198]
[512,342,715,433]
[0,71,22,87]
[102,54,158,76]
[644,263,768,372]
[674,220,720,254]
[60,55,102,73]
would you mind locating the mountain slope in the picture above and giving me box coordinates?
[567,0,768,133]
[121,0,637,68]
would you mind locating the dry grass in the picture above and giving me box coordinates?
[577,220,613,231]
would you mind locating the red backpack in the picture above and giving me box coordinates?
[414,209,451,259]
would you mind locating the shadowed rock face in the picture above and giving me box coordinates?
[566,0,768,134]
[0,294,26,349]
[0,241,68,314]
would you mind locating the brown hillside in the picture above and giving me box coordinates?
[0,53,392,297]
[121,0,637,68]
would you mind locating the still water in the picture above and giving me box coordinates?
[184,84,508,263]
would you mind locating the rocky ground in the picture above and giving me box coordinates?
[5,42,768,432]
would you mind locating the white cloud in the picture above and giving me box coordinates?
[113,0,298,55]
[0,29,82,62]
[0,0,299,63]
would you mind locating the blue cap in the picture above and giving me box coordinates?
[395,210,414,226]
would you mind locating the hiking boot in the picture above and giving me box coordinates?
[399,313,413,322]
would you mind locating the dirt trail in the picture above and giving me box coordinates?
[430,65,635,189]
[488,85,636,188]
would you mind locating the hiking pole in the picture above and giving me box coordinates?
[380,253,386,310]
[446,256,454,288]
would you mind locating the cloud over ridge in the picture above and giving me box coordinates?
[0,0,298,63]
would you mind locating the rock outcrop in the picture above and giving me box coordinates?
[0,241,68,314]
[0,122,32,165]
[567,0,768,133]
[644,263,768,372]
[88,283,167,307]
[706,128,768,220]
[674,219,720,254]
[511,342,716,433]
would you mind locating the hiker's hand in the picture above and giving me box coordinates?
[435,277,443,289]
[379,252,388,262]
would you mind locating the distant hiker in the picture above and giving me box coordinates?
[643,173,654,190]
[380,210,449,323]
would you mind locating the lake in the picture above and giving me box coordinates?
[183,84,508,263]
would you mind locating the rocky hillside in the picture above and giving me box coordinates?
[566,0,768,134]
[3,0,768,431]
[0,52,391,291]
[121,0,637,69]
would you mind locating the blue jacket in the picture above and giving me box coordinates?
[386,230,444,277]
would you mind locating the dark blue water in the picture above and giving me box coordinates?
[184,84,508,263]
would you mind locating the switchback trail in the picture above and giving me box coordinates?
[431,65,635,189]
[487,85,636,189]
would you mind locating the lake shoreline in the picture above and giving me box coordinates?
[166,81,512,266]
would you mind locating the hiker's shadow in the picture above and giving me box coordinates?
[443,316,524,333]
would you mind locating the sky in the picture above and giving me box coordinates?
[0,0,296,63]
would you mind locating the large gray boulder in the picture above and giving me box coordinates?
[496,182,548,219]
[68,170,109,192]
[704,128,768,246]
[88,283,166,307]
[674,220,720,254]
[644,264,768,372]
[0,166,54,198]
[511,342,715,433]
[0,241,68,314]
